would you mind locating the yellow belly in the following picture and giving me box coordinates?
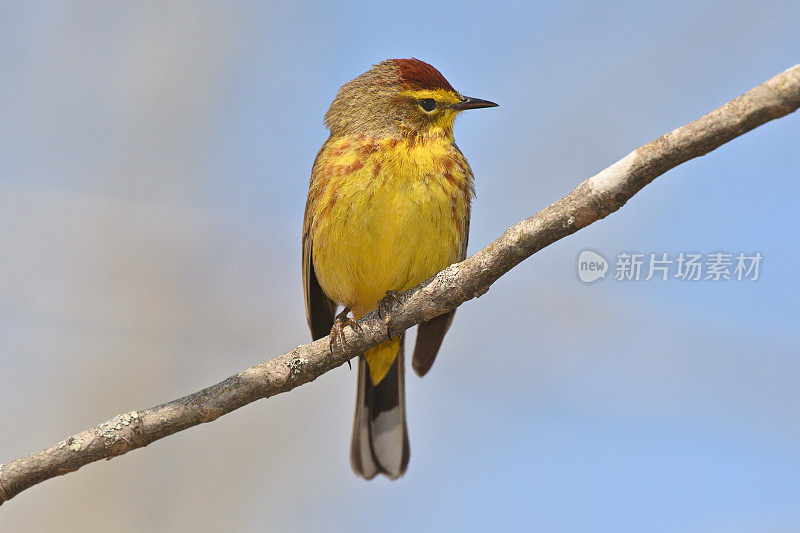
[308,134,472,382]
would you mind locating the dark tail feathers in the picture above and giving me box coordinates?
[350,340,409,480]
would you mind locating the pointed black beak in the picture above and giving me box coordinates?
[449,96,499,111]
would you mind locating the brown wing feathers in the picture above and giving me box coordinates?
[302,230,336,340]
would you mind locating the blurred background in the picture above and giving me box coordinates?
[1,2,799,531]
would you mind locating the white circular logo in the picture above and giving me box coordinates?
[577,250,608,283]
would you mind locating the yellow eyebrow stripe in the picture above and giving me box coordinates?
[400,88,461,105]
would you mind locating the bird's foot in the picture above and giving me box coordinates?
[377,290,402,340]
[329,307,362,369]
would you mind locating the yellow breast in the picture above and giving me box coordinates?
[308,134,473,317]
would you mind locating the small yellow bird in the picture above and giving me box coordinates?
[302,58,497,479]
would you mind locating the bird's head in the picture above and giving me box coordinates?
[324,58,497,139]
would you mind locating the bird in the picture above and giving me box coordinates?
[302,58,497,479]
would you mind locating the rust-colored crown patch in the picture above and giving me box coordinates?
[392,58,456,93]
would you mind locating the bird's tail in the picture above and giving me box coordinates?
[350,336,409,480]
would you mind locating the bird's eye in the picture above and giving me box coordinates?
[418,98,437,112]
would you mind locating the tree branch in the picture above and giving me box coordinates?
[2,64,798,506]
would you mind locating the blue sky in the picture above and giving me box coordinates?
[1,2,799,531]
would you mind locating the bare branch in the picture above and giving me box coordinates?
[1,64,798,506]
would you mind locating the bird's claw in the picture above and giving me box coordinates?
[329,307,362,369]
[377,290,401,340]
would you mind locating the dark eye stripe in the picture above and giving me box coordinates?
[418,98,436,112]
